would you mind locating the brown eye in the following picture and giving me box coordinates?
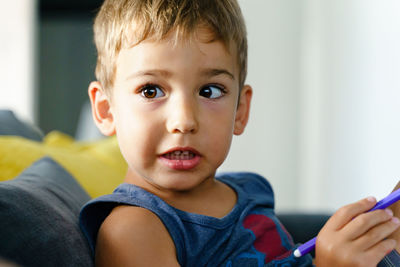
[140,85,165,99]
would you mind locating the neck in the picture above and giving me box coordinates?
[124,170,237,218]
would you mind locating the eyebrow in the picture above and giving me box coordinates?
[127,68,235,81]
[201,68,235,80]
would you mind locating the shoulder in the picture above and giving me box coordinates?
[100,205,164,234]
[96,205,179,266]
[80,183,175,252]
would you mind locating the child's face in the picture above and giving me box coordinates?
[90,28,252,193]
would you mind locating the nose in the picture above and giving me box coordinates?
[166,94,198,134]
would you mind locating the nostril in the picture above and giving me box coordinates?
[172,124,197,134]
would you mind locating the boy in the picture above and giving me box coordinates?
[80,0,400,266]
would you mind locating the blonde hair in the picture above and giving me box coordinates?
[94,0,247,92]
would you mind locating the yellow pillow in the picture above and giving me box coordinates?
[0,131,126,198]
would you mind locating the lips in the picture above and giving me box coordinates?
[159,147,201,170]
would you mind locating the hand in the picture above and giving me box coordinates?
[314,197,400,267]
[388,181,400,252]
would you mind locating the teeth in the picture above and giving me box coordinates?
[165,150,195,160]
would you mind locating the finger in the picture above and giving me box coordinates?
[342,209,394,240]
[325,197,377,231]
[388,182,400,251]
[388,180,400,213]
[354,216,400,250]
[363,238,397,266]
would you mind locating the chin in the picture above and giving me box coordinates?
[160,180,199,192]
[158,174,209,192]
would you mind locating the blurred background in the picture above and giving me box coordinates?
[1,0,400,212]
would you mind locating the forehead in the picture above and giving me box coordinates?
[116,27,238,79]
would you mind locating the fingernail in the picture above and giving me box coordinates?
[367,196,376,202]
[386,209,394,217]
[392,217,400,225]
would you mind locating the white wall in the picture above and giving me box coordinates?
[221,0,303,210]
[298,0,400,211]
[0,0,37,123]
[222,0,400,212]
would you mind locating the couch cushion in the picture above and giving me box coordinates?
[0,131,126,197]
[0,110,43,141]
[0,157,93,267]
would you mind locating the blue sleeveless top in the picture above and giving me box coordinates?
[80,172,313,266]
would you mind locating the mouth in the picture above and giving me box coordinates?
[162,150,197,160]
[159,148,201,170]
[161,147,201,158]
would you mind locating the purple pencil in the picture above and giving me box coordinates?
[293,187,400,258]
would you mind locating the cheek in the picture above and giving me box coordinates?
[203,108,236,162]
[204,102,237,133]
[114,111,162,166]
[207,128,233,167]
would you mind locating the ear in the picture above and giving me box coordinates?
[234,84,252,135]
[88,81,116,136]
